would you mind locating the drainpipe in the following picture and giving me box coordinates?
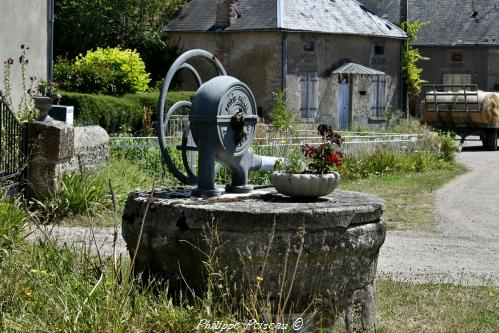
[282,32,288,91]
[401,0,409,117]
[47,0,55,81]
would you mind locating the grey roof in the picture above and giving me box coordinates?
[409,0,499,46]
[333,62,385,75]
[166,0,406,39]
[359,0,401,23]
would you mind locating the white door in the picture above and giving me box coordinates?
[337,84,350,129]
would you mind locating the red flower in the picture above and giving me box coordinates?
[328,152,342,166]
[7,58,14,65]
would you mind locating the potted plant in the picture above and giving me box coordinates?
[30,78,62,119]
[272,124,343,197]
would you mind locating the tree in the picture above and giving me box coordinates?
[54,0,186,83]
[400,21,429,115]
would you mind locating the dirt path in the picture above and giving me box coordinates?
[378,143,499,285]
[27,142,499,286]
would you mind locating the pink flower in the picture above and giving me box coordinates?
[302,144,317,157]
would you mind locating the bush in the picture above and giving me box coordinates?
[60,91,193,135]
[268,90,299,135]
[337,149,456,181]
[54,47,150,95]
[439,132,458,162]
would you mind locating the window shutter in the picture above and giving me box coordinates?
[300,72,318,119]
[300,77,308,118]
[308,72,318,118]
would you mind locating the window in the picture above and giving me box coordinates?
[303,41,315,52]
[300,72,318,119]
[442,73,472,91]
[374,45,385,56]
[451,52,464,63]
[372,45,386,66]
[370,75,386,118]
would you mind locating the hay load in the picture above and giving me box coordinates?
[420,84,499,151]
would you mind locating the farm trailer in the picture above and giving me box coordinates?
[421,84,499,151]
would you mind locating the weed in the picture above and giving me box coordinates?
[0,196,27,258]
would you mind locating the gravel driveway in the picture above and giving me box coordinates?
[28,139,499,286]
[378,139,499,285]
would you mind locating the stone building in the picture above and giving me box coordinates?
[363,0,499,92]
[166,0,406,129]
[0,0,52,108]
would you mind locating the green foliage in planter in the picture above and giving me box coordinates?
[54,47,150,96]
[60,91,193,135]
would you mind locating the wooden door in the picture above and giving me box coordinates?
[337,84,350,129]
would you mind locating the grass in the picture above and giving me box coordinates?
[376,279,499,333]
[67,164,467,231]
[0,239,497,332]
[339,166,467,231]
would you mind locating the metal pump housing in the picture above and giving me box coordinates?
[157,49,277,197]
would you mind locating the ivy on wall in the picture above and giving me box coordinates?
[400,21,429,98]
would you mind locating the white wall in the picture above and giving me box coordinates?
[0,0,49,112]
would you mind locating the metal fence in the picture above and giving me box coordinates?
[110,130,423,161]
[0,100,25,186]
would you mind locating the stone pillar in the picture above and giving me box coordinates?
[26,121,109,200]
[26,120,74,199]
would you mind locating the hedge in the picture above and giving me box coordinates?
[60,91,193,135]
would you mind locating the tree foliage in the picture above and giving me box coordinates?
[400,21,429,96]
[54,0,186,82]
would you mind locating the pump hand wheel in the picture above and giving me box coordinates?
[157,49,227,185]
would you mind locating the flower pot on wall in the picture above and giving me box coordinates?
[32,96,53,121]
[32,96,53,112]
[271,171,341,197]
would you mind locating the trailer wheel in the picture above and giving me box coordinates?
[484,129,498,151]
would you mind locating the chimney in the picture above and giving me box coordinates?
[215,0,238,29]
[400,0,408,23]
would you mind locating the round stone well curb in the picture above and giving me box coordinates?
[122,187,385,332]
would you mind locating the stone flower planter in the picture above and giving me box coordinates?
[271,171,341,197]
[32,96,53,113]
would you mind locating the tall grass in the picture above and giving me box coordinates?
[0,196,27,258]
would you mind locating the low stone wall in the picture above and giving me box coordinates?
[26,120,109,199]
[122,188,386,332]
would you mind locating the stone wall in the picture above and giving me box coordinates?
[170,31,283,118]
[26,121,109,199]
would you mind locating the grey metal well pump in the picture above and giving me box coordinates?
[158,49,278,197]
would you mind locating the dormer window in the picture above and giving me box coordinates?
[451,52,464,63]
[374,45,385,56]
[303,41,315,52]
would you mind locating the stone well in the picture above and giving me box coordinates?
[122,187,385,332]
